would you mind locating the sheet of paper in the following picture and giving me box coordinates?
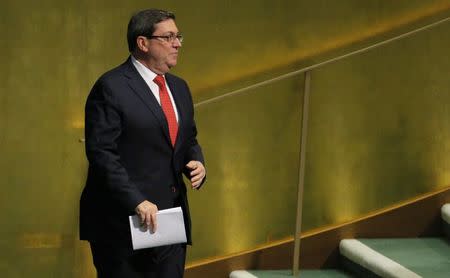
[129,206,187,250]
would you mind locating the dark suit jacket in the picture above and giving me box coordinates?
[79,57,204,248]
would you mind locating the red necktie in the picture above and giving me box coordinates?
[154,75,178,147]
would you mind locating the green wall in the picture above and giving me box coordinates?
[1,0,450,276]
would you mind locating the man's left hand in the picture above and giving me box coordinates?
[186,161,206,189]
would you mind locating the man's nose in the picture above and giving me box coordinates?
[173,38,182,48]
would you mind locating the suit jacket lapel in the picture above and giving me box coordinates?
[122,59,173,146]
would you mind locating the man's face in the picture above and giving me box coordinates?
[145,19,181,74]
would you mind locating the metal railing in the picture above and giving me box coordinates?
[193,15,450,276]
[195,16,450,108]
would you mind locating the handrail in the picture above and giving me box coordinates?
[194,16,450,108]
[192,16,450,275]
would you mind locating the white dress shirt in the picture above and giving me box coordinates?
[131,55,179,122]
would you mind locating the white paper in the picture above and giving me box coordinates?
[129,207,187,250]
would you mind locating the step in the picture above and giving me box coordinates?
[230,269,354,278]
[340,238,450,277]
[442,203,450,238]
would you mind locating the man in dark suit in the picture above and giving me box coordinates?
[79,9,206,278]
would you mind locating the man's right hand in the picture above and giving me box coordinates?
[135,200,158,233]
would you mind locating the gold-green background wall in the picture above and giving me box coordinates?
[1,0,450,277]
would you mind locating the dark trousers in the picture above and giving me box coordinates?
[90,242,186,278]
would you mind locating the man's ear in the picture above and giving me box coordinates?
[136,36,149,52]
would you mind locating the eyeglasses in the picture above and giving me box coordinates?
[148,34,183,43]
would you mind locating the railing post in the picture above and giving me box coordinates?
[292,70,312,276]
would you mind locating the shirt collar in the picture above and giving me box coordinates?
[131,55,162,83]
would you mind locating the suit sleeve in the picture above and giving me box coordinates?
[182,81,206,185]
[85,79,146,212]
